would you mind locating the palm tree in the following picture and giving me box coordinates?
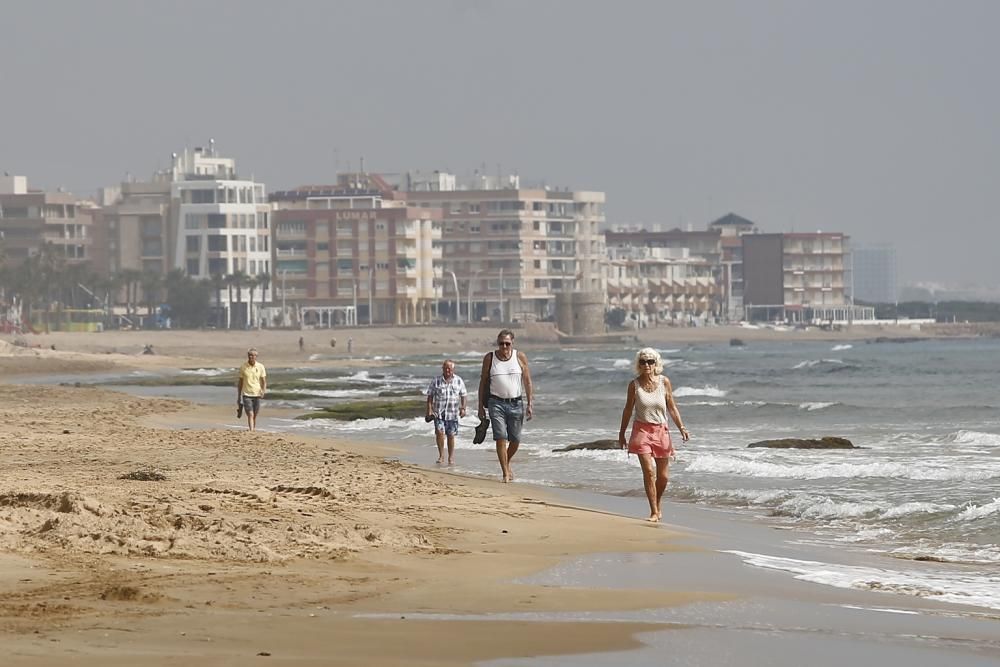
[116,269,142,323]
[246,274,259,329]
[257,272,271,326]
[19,243,65,333]
[140,270,163,323]
[209,272,225,328]
[227,270,248,328]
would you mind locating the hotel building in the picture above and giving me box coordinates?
[269,180,441,326]
[0,175,93,266]
[396,172,606,322]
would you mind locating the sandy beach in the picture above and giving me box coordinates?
[3,328,999,665]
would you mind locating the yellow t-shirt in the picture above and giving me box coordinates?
[239,362,267,397]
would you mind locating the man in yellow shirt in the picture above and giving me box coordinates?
[237,347,267,431]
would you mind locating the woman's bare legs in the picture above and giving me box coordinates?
[654,458,670,519]
[638,454,658,521]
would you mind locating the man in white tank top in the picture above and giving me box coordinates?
[478,329,533,483]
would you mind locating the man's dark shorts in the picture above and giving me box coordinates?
[241,395,261,415]
[433,418,459,436]
[488,396,524,443]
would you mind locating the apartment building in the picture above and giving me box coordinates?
[606,246,718,324]
[0,175,93,265]
[605,227,722,322]
[397,172,606,322]
[269,183,441,326]
[743,232,865,322]
[97,144,272,327]
[709,213,759,321]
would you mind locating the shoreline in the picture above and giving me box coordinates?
[3,337,1000,664]
[3,321,996,377]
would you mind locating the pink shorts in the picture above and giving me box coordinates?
[628,421,675,459]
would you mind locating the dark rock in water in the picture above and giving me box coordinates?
[748,437,856,449]
[297,398,426,421]
[868,336,922,344]
[553,439,621,452]
[730,338,746,347]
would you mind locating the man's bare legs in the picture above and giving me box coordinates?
[638,454,658,521]
[446,433,456,466]
[246,409,257,432]
[495,439,519,482]
[435,429,446,464]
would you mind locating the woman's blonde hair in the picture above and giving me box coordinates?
[633,347,663,375]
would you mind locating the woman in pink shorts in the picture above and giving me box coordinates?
[617,347,690,522]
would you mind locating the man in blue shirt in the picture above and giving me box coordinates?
[425,359,467,465]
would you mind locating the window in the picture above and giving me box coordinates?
[207,214,227,229]
[185,214,202,229]
[208,258,227,276]
[142,238,162,256]
[197,189,216,204]
[250,260,257,274]
[317,242,329,251]
[141,217,161,235]
[249,237,256,252]
[186,259,200,275]
[186,236,201,252]
[277,221,306,234]
[337,259,354,271]
[207,235,227,252]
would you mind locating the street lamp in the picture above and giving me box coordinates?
[498,266,504,323]
[368,267,374,326]
[467,269,484,324]
[445,270,460,323]
[352,278,358,327]
[280,269,287,327]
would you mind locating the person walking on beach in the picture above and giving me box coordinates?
[425,359,467,466]
[478,329,533,483]
[237,347,267,431]
[618,347,689,522]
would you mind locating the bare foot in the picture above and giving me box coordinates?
[435,458,444,465]
[447,458,455,466]
[646,514,660,522]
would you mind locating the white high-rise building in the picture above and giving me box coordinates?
[98,143,272,328]
[168,146,272,327]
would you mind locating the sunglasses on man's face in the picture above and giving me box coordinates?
[639,359,656,365]
[498,341,512,347]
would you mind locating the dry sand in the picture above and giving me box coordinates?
[0,376,725,665]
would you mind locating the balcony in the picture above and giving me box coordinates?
[276,248,307,257]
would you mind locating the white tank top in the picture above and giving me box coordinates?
[633,377,667,424]
[489,349,523,399]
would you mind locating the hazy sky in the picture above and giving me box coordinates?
[2,0,998,285]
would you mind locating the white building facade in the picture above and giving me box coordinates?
[166,146,272,327]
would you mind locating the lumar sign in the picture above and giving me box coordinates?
[334,210,376,221]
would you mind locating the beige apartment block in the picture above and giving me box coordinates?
[743,232,867,322]
[400,175,607,322]
[607,246,719,325]
[0,179,93,266]
[270,185,441,326]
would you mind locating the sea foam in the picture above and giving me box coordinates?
[723,550,1000,610]
[673,385,727,398]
